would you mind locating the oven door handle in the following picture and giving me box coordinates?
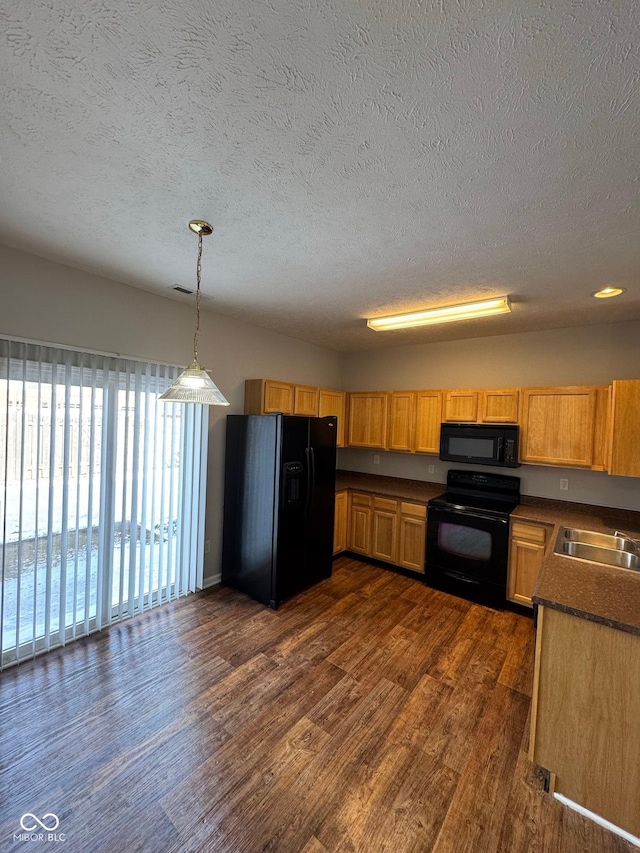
[429,506,508,524]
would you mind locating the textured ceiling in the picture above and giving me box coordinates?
[1,0,639,352]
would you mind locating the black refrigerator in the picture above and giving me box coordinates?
[221,414,337,608]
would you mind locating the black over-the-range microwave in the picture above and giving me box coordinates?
[439,423,521,468]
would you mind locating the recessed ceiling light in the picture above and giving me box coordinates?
[593,287,625,298]
[366,296,511,331]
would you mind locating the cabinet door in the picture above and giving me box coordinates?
[388,392,415,452]
[608,380,640,477]
[480,389,519,423]
[293,384,319,416]
[333,491,348,555]
[348,494,372,554]
[591,386,610,472]
[398,503,426,573]
[263,380,295,414]
[530,607,640,838]
[443,390,478,422]
[414,391,443,454]
[319,389,346,447]
[507,521,547,607]
[520,387,597,467]
[371,497,398,563]
[347,393,389,449]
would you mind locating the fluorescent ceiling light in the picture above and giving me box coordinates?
[593,287,625,298]
[367,296,512,331]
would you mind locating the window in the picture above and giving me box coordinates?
[0,339,209,669]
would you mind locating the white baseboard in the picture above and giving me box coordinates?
[202,573,221,590]
[554,793,640,848]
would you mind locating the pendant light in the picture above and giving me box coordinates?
[160,220,230,406]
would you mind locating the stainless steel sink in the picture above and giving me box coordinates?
[557,527,639,552]
[554,527,640,571]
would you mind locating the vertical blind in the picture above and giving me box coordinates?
[0,338,209,669]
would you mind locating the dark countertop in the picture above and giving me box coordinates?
[336,470,444,503]
[336,469,640,636]
[516,498,640,637]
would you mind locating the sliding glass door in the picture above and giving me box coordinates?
[0,339,209,669]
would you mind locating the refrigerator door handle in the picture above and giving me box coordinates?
[304,447,313,517]
[309,446,316,504]
[304,447,316,518]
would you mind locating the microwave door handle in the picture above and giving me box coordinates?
[497,436,503,460]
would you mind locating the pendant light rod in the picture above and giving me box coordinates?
[159,220,229,406]
[189,219,213,363]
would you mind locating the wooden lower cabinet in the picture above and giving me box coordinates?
[371,497,398,562]
[344,490,426,573]
[507,520,548,608]
[347,492,373,555]
[530,606,640,838]
[333,490,348,555]
[398,502,426,573]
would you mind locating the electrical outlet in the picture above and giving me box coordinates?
[205,539,211,554]
[373,454,380,465]
[428,464,435,474]
[560,479,569,491]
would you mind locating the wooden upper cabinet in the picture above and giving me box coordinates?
[608,380,640,477]
[293,384,319,417]
[414,391,443,454]
[388,392,415,452]
[592,386,611,472]
[319,388,346,447]
[520,387,601,468]
[443,390,478,422]
[347,392,389,449]
[263,380,295,413]
[244,379,295,414]
[480,389,520,423]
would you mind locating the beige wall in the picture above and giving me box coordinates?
[343,321,640,390]
[0,245,343,582]
[339,321,640,511]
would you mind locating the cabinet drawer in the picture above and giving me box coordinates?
[400,501,426,518]
[373,496,398,512]
[351,492,373,507]
[512,521,547,544]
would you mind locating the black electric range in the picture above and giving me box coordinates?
[426,470,521,608]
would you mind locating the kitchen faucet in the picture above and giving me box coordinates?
[614,531,640,553]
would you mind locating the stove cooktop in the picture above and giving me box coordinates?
[428,492,520,518]
[428,469,521,518]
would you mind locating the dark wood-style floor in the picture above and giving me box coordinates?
[1,557,634,853]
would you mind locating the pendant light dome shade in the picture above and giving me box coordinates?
[160,220,229,406]
[160,361,229,405]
